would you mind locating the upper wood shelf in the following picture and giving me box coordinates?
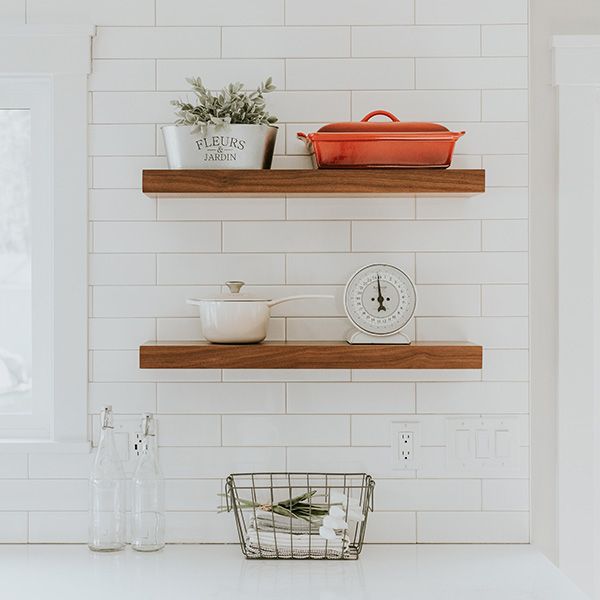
[139,340,483,370]
[142,169,485,196]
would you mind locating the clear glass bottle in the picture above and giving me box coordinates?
[131,413,165,552]
[88,406,127,552]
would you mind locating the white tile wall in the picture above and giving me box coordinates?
[4,0,529,544]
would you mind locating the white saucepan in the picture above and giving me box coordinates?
[187,281,334,344]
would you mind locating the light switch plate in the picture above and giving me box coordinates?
[446,416,519,475]
[391,421,421,471]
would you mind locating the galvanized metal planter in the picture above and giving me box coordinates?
[162,124,278,169]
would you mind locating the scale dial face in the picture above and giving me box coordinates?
[344,264,417,336]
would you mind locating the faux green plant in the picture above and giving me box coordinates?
[219,490,334,523]
[172,77,277,132]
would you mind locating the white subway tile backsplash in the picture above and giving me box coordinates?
[27,0,155,25]
[352,221,481,252]
[483,349,529,381]
[28,454,90,479]
[416,0,527,25]
[89,382,157,414]
[351,90,481,122]
[157,253,285,285]
[482,285,528,317]
[352,369,482,382]
[265,91,351,122]
[417,511,529,543]
[156,59,286,91]
[484,155,529,187]
[89,318,156,350]
[286,253,415,285]
[0,480,87,510]
[93,156,167,188]
[222,415,350,446]
[0,513,27,543]
[483,220,528,252]
[157,0,284,26]
[158,382,285,414]
[285,0,413,25]
[416,253,528,284]
[417,58,527,90]
[94,222,220,253]
[90,254,156,285]
[165,512,238,543]
[482,25,528,56]
[416,382,529,414]
[352,25,480,57]
[482,90,528,122]
[286,317,350,340]
[0,454,27,478]
[92,350,221,383]
[286,197,415,220]
[287,382,415,414]
[158,415,221,446]
[30,0,531,545]
[89,124,156,156]
[223,27,350,58]
[165,479,223,511]
[365,512,416,543]
[93,286,216,318]
[417,317,529,349]
[28,512,87,543]
[223,369,351,382]
[89,190,156,221]
[94,27,220,59]
[160,447,286,478]
[482,479,529,511]
[417,188,528,220]
[223,221,350,252]
[93,91,175,124]
[157,197,285,221]
[376,479,481,511]
[287,59,414,90]
[287,446,413,478]
[448,123,528,155]
[89,60,155,91]
[415,285,480,317]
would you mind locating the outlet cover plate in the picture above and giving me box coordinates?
[446,416,520,475]
[391,421,421,471]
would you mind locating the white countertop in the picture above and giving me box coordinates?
[0,544,587,600]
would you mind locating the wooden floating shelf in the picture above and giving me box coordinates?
[139,341,483,370]
[142,169,485,196]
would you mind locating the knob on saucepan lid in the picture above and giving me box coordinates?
[225,281,245,294]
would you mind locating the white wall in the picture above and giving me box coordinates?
[530,0,600,568]
[0,0,529,544]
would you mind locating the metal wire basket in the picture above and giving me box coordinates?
[224,472,375,560]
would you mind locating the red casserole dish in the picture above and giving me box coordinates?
[297,110,465,169]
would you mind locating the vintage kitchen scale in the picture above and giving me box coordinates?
[343,264,417,344]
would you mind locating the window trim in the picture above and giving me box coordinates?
[0,78,53,436]
[0,25,94,450]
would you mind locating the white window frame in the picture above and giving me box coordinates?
[0,25,93,451]
[0,78,53,437]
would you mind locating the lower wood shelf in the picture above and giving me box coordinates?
[139,341,482,370]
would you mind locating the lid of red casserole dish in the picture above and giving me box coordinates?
[317,110,449,133]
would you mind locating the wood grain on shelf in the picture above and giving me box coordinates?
[142,169,485,196]
[139,341,483,370]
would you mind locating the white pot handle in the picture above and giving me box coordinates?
[266,294,334,308]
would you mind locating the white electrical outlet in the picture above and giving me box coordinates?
[132,432,144,457]
[391,421,421,470]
